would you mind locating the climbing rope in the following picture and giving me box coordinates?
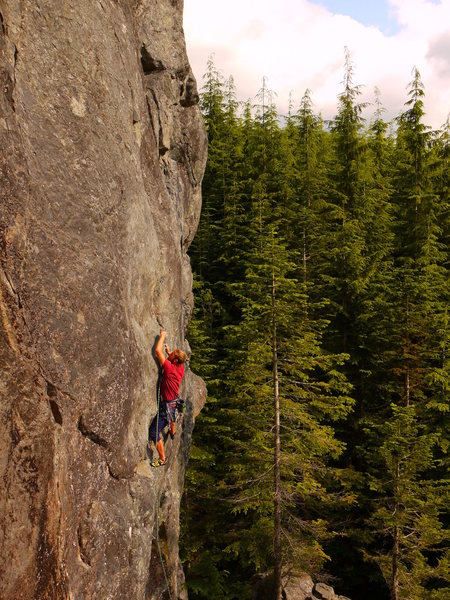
[153,381,173,600]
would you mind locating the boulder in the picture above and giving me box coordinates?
[283,573,315,599]
[314,581,336,600]
[252,572,351,600]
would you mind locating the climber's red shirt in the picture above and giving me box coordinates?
[161,358,184,401]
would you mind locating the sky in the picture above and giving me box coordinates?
[183,0,450,129]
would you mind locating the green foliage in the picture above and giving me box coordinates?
[181,55,449,600]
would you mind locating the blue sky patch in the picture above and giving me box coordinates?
[312,0,402,35]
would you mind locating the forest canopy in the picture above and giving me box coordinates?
[180,54,449,600]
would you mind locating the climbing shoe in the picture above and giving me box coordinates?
[151,458,167,468]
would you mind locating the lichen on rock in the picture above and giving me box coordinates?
[0,1,207,598]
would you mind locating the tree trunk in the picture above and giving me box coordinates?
[391,460,400,600]
[303,226,307,287]
[272,258,282,600]
[405,294,410,407]
[392,524,399,600]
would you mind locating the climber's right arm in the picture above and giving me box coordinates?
[155,330,167,366]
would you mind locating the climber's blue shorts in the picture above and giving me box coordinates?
[149,413,168,443]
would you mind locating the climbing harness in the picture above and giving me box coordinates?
[162,397,185,424]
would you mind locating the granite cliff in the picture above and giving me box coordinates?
[0,1,207,598]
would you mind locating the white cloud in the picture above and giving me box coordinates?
[183,0,450,128]
[427,30,450,77]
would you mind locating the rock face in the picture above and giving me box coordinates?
[0,1,207,598]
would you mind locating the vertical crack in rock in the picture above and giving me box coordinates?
[141,44,164,75]
[179,73,199,107]
[46,381,63,426]
[77,526,92,568]
[77,416,109,448]
[0,10,15,114]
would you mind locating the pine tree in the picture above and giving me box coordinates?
[218,76,246,285]
[217,90,354,586]
[327,48,369,355]
[291,90,332,290]
[367,405,448,599]
[362,68,450,600]
[181,57,241,598]
[221,215,353,584]
[189,56,226,279]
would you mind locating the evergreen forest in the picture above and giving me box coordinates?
[180,54,449,600]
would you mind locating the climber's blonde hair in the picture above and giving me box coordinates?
[169,349,187,365]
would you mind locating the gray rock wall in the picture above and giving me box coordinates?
[0,1,207,598]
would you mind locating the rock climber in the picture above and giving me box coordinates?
[148,329,187,467]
